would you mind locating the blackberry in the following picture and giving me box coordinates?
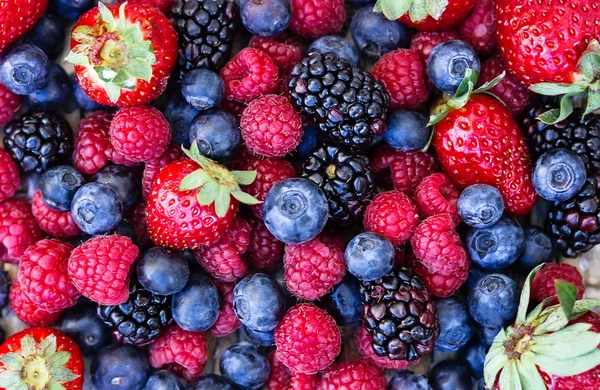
[3,112,73,173]
[288,52,389,149]
[302,143,375,223]
[360,267,439,362]
[170,0,238,78]
[98,284,172,346]
[546,174,600,258]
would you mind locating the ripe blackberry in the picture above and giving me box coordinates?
[302,143,375,223]
[288,52,389,149]
[98,284,173,346]
[360,267,439,362]
[546,174,600,258]
[170,0,238,78]
[3,112,73,173]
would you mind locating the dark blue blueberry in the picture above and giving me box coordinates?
[71,182,123,235]
[241,0,291,37]
[233,273,285,332]
[318,274,362,325]
[309,36,360,68]
[477,380,486,390]
[345,232,394,281]
[389,371,432,390]
[244,325,275,347]
[295,125,319,158]
[468,274,520,328]
[533,148,586,202]
[0,271,10,311]
[72,76,105,111]
[91,345,150,390]
[464,266,494,291]
[24,14,65,57]
[25,63,72,111]
[465,215,524,270]
[516,227,553,271]
[92,165,140,211]
[172,273,220,331]
[220,342,270,390]
[457,184,504,228]
[39,165,85,211]
[181,69,225,110]
[460,337,487,379]
[57,305,111,356]
[0,44,50,95]
[165,93,199,148]
[137,247,190,295]
[263,178,329,244]
[186,374,234,390]
[112,220,135,241]
[435,298,476,352]
[145,370,184,390]
[346,0,374,6]
[481,326,502,348]
[350,7,410,58]
[428,359,474,390]
[189,110,241,162]
[384,110,432,151]
[427,40,480,94]
[273,264,297,308]
[51,0,95,20]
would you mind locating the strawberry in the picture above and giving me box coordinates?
[146,141,259,250]
[0,328,84,390]
[0,1,48,54]
[65,2,177,106]
[374,0,476,32]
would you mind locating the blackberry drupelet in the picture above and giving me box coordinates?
[360,267,439,361]
[546,174,600,258]
[170,0,238,78]
[3,112,73,173]
[288,52,389,149]
[302,143,375,223]
[98,284,172,346]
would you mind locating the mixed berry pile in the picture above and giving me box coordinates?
[0,0,599,389]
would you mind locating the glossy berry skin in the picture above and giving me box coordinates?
[414,173,461,225]
[0,147,20,202]
[458,0,496,57]
[137,247,189,295]
[427,40,480,94]
[71,111,122,175]
[57,305,111,357]
[246,217,285,270]
[71,182,123,235]
[384,110,432,152]
[345,232,395,282]
[434,298,476,353]
[249,34,303,74]
[164,93,198,148]
[457,184,504,228]
[531,263,585,305]
[39,165,85,212]
[212,282,241,337]
[388,371,432,390]
[350,7,410,58]
[466,215,525,270]
[241,0,291,37]
[149,325,208,381]
[428,359,474,390]
[478,55,531,116]
[9,280,63,327]
[516,227,553,271]
[172,274,220,332]
[318,359,386,390]
[356,325,417,370]
[0,43,49,95]
[410,31,461,63]
[309,36,359,68]
[189,110,240,163]
[318,274,362,326]
[0,271,9,311]
[72,77,105,111]
[289,0,346,39]
[461,336,487,379]
[0,0,48,54]
[0,198,42,264]
[91,345,150,390]
[388,150,440,194]
[93,165,140,211]
[533,148,587,202]
[32,190,81,238]
[400,0,476,32]
[0,82,20,127]
[187,374,234,390]
[53,0,95,20]
[181,69,225,110]
[245,326,276,347]
[25,63,71,111]
[364,191,419,246]
[145,370,185,390]
[233,273,286,332]
[220,342,270,389]
[220,48,280,103]
[468,273,520,328]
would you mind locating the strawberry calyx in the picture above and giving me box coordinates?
[65,2,156,103]
[484,263,600,390]
[374,0,449,22]
[179,141,260,218]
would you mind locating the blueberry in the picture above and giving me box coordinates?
[165,93,199,148]
[384,110,432,151]
[72,76,106,111]
[318,274,362,325]
[468,274,520,328]
[0,271,9,311]
[137,248,190,295]
[71,182,123,235]
[263,178,329,244]
[233,273,286,332]
[220,342,270,390]
[57,306,111,356]
[181,69,225,110]
[24,14,65,57]
[244,325,275,347]
[241,0,291,37]
[52,0,95,20]
[145,370,185,390]
[91,345,150,390]
[464,266,494,291]
[273,264,297,308]
[457,184,504,228]
[481,326,502,348]
[39,165,85,211]
[435,298,476,352]
[189,110,241,162]
[309,36,360,68]
[350,7,409,58]
[465,215,524,270]
[345,232,394,281]
[460,337,487,379]
[428,359,474,390]
[427,40,480,94]
[92,165,140,211]
[186,374,235,390]
[0,44,50,95]
[533,148,587,202]
[295,125,319,158]
[172,273,220,331]
[516,227,553,271]
[389,371,432,390]
[25,63,72,111]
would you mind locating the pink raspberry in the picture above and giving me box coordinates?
[9,280,63,327]
[220,48,280,103]
[32,190,81,238]
[478,55,532,115]
[414,173,461,225]
[142,144,184,199]
[289,372,319,390]
[0,82,20,126]
[458,0,496,57]
[317,359,386,390]
[531,263,585,305]
[289,0,346,39]
[247,217,285,269]
[0,198,41,264]
[274,303,341,374]
[363,191,420,246]
[249,34,304,74]
[410,31,461,63]
[220,217,252,254]
[0,147,20,202]
[67,235,139,305]
[211,282,241,337]
[266,351,292,390]
[390,150,440,194]
[356,325,418,370]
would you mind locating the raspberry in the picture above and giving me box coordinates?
[266,351,292,390]
[110,106,172,163]
[241,156,296,218]
[149,324,208,381]
[0,82,20,126]
[531,263,585,305]
[363,191,420,246]
[410,31,461,63]
[458,0,496,57]
[247,217,285,269]
[289,0,346,39]
[221,217,252,254]
[18,239,80,313]
[317,360,386,390]
[283,237,345,301]
[0,148,20,203]
[142,145,184,199]
[9,280,63,327]
[414,173,461,225]
[289,372,319,390]
[370,145,397,173]
[129,200,152,249]
[219,98,248,119]
[356,325,418,370]
[228,145,256,170]
[249,34,304,74]
[241,95,303,157]
[478,56,532,116]
[371,49,429,110]
[67,235,139,305]
[390,150,440,194]
[274,303,341,374]
[211,282,241,337]
[220,48,280,103]
[32,190,81,238]
[0,198,41,264]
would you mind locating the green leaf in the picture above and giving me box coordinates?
[425,0,449,20]
[516,352,547,390]
[72,26,96,44]
[447,80,474,110]
[408,0,428,21]
[104,82,121,103]
[231,170,257,186]
[1,353,23,371]
[578,40,600,81]
[117,3,127,32]
[197,180,219,205]
[127,41,152,59]
[373,1,383,13]
[95,66,118,82]
[534,306,569,335]
[231,188,261,205]
[98,1,117,30]
[475,71,506,93]
[555,280,578,319]
[121,26,144,44]
[533,348,600,377]
[455,68,479,97]
[37,334,57,357]
[378,0,412,20]
[499,360,522,390]
[214,185,231,217]
[0,370,26,390]
[124,58,152,81]
[529,82,587,96]
[51,365,78,383]
[571,299,600,317]
[47,351,70,367]
[525,297,552,323]
[584,82,600,118]
[179,170,210,191]
[537,93,574,125]
[111,70,130,86]
[64,51,90,66]
[21,335,36,357]
[48,380,67,390]
[428,110,449,126]
[531,325,600,359]
[484,328,508,388]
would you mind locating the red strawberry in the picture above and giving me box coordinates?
[0,1,48,54]
[0,328,83,390]
[375,0,476,32]
[66,2,177,106]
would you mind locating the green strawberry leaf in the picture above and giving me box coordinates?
[533,348,600,377]
[408,0,428,22]
[0,370,25,390]
[516,353,547,390]
[484,328,508,388]
[98,2,117,31]
[377,0,412,20]
[121,26,144,45]
[21,335,36,357]
[584,82,600,118]
[72,26,96,44]
[179,170,211,191]
[373,1,383,13]
[555,280,578,320]
[64,51,90,66]
[231,189,261,205]
[537,94,574,125]
[127,42,153,60]
[124,58,152,81]
[48,381,67,390]
[425,0,449,21]
[531,323,600,359]
[1,353,23,371]
[51,364,78,383]
[475,71,505,93]
[95,67,118,83]
[448,80,474,109]
[37,335,57,357]
[117,3,127,32]
[578,39,600,81]
[231,170,257,186]
[499,360,522,390]
[428,110,449,126]
[197,180,219,205]
[454,68,479,97]
[214,185,231,218]
[516,264,544,324]
[104,82,121,103]
[525,297,552,324]
[530,82,587,96]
